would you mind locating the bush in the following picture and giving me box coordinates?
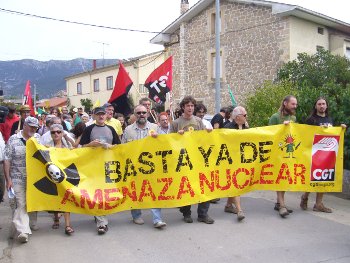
[245,81,297,127]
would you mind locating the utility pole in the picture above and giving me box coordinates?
[215,0,221,113]
[95,41,110,67]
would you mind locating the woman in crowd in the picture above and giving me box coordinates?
[46,124,74,235]
[69,122,86,148]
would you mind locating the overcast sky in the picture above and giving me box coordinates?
[0,0,349,61]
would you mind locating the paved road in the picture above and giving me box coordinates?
[1,191,349,263]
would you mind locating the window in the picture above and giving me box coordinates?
[139,84,148,94]
[318,27,324,35]
[210,12,221,35]
[106,76,113,90]
[210,51,223,80]
[93,79,99,92]
[316,45,324,52]
[77,82,82,94]
[346,47,350,59]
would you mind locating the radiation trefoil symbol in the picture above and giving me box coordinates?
[33,150,80,196]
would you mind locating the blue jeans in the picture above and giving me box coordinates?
[179,201,210,218]
[131,209,163,224]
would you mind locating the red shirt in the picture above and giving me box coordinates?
[0,114,20,142]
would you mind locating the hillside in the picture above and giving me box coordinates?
[0,58,117,99]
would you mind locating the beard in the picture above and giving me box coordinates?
[285,107,296,115]
[137,117,147,125]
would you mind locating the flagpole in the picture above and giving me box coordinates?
[33,84,37,115]
[133,85,157,123]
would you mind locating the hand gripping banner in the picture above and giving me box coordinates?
[26,124,344,215]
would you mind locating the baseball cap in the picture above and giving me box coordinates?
[20,105,31,112]
[103,102,113,108]
[24,116,39,128]
[94,107,106,114]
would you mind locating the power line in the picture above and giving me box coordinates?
[0,7,162,34]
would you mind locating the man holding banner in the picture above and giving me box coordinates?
[122,104,167,228]
[268,95,298,218]
[4,117,40,243]
[79,106,120,234]
[169,96,214,224]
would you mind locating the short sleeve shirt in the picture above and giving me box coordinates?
[4,132,41,186]
[268,112,296,125]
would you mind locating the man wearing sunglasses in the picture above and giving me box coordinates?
[79,107,120,234]
[122,105,167,229]
[223,106,248,221]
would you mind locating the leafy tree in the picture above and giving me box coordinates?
[80,98,93,112]
[245,81,297,127]
[246,49,350,168]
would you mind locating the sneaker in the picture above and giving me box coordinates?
[274,203,293,213]
[17,233,28,243]
[133,217,145,225]
[237,211,245,221]
[183,216,193,223]
[224,205,238,214]
[279,207,289,218]
[197,216,215,224]
[97,225,108,235]
[154,221,167,228]
[300,195,308,210]
[210,198,220,204]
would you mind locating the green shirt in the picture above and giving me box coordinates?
[268,112,296,125]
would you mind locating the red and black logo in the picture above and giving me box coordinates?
[311,135,339,182]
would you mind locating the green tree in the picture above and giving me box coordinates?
[245,81,297,127]
[246,49,350,168]
[80,98,93,112]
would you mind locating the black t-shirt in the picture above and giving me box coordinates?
[211,113,224,128]
[80,124,120,146]
[306,114,333,127]
[224,121,248,130]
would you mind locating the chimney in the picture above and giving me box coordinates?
[93,59,97,70]
[181,0,189,15]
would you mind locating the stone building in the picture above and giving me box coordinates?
[151,0,350,113]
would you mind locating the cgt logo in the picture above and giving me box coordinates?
[32,150,80,195]
[311,135,339,182]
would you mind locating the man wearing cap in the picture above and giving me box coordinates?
[79,107,120,234]
[103,103,122,138]
[10,105,31,136]
[0,105,19,143]
[4,116,41,243]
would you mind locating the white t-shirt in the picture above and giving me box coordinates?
[202,119,213,130]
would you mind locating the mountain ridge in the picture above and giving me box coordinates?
[0,58,118,99]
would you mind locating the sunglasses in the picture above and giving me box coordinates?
[50,130,62,135]
[136,111,147,115]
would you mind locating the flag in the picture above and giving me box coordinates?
[93,99,100,109]
[228,84,237,107]
[108,63,133,116]
[23,80,35,116]
[144,56,172,104]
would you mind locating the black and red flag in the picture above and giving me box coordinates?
[144,56,172,104]
[108,63,133,116]
[23,80,35,116]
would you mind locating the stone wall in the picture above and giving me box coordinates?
[166,0,290,113]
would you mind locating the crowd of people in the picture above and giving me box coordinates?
[0,95,346,244]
